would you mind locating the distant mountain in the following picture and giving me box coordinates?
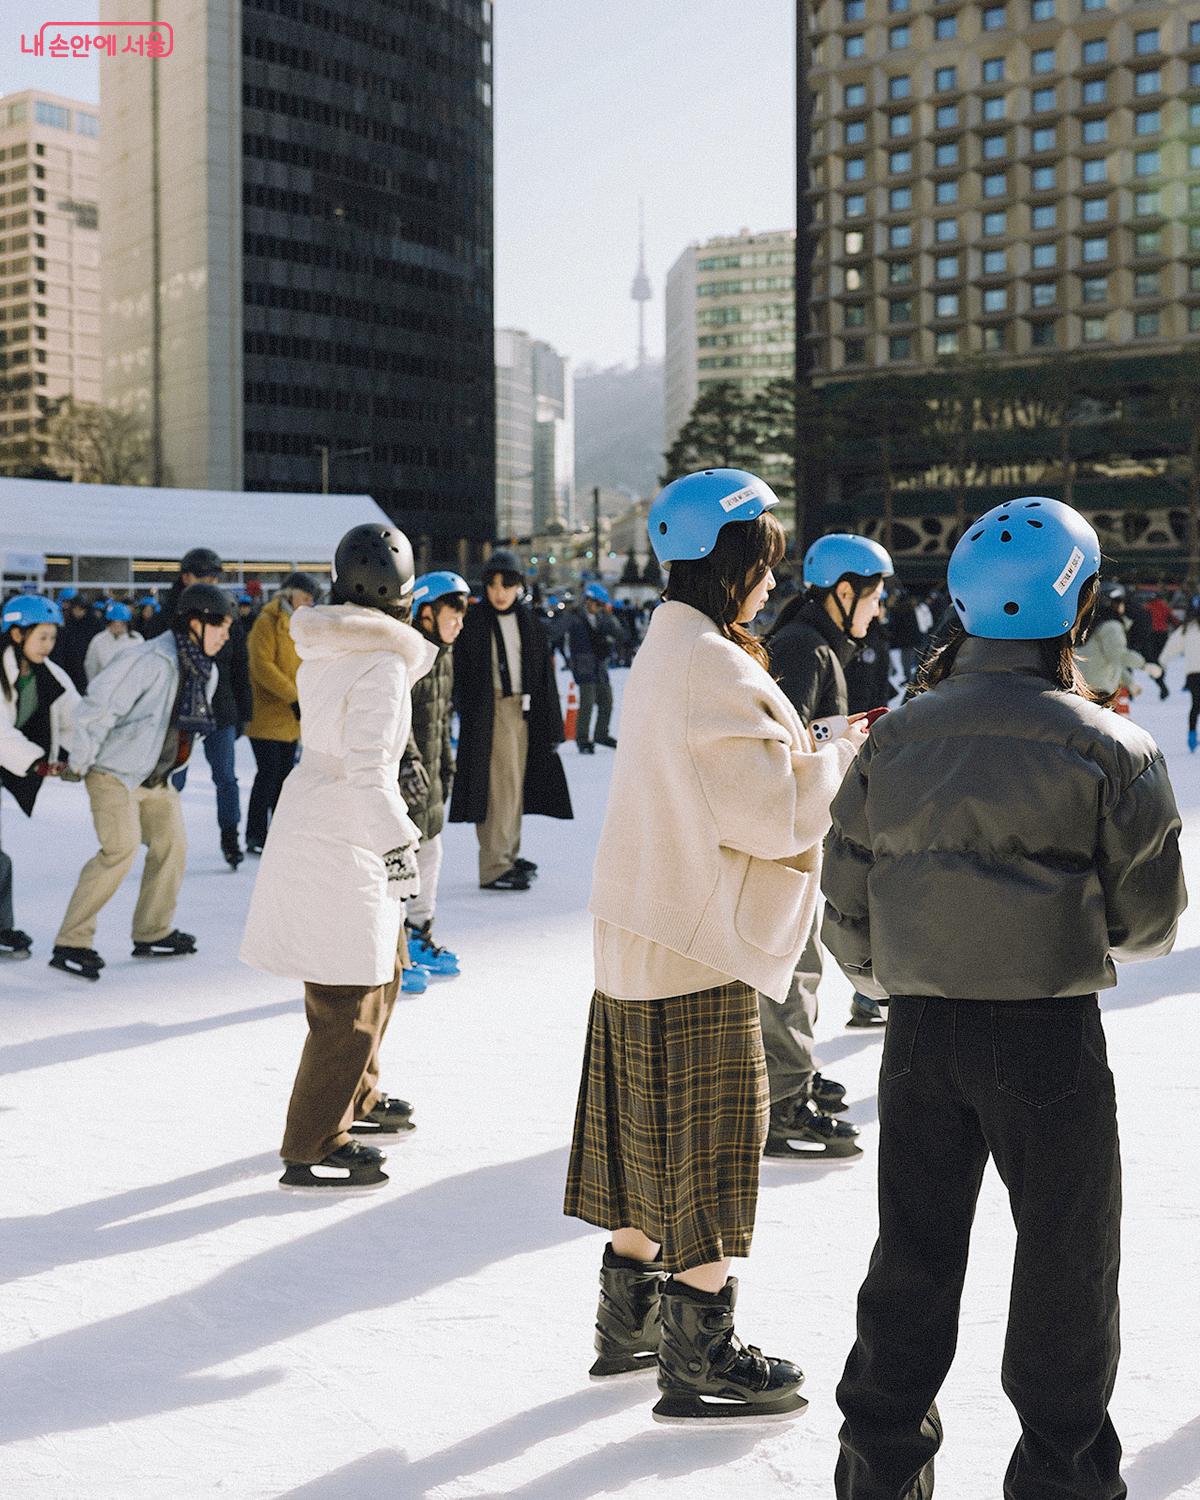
[574,359,665,501]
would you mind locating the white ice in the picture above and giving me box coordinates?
[1,663,1198,1499]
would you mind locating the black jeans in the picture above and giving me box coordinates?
[246,738,298,846]
[837,994,1124,1500]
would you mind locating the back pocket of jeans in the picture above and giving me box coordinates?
[881,997,926,1081]
[992,1005,1083,1108]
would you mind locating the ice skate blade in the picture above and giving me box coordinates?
[651,1392,808,1425]
[278,1169,389,1193]
[349,1120,417,1137]
[588,1354,658,1380]
[846,1014,886,1029]
[763,1140,863,1162]
[48,958,101,982]
[0,949,32,961]
[132,948,196,959]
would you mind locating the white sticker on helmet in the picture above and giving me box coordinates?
[719,485,759,513]
[1052,546,1085,597]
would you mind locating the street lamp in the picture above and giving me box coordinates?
[314,444,371,494]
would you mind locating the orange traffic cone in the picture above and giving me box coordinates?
[563,680,579,739]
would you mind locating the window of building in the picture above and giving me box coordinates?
[1032,86,1056,112]
[889,334,913,360]
[1191,186,1200,214]
[1081,275,1107,303]
[1082,316,1107,342]
[844,303,866,327]
[1082,79,1107,105]
[1134,271,1160,298]
[889,0,911,10]
[935,65,958,91]
[1032,165,1056,191]
[76,112,98,138]
[982,57,1005,83]
[888,260,914,284]
[843,0,865,20]
[1135,110,1161,137]
[890,148,914,173]
[1134,69,1161,97]
[889,24,911,48]
[1192,226,1200,252]
[1031,126,1056,152]
[935,15,958,39]
[1191,144,1200,171]
[1032,204,1057,229]
[983,286,1008,311]
[936,253,960,278]
[1134,150,1160,177]
[845,194,867,217]
[889,222,913,247]
[1190,309,1200,335]
[983,248,1007,273]
[935,180,959,204]
[844,33,866,58]
[890,186,913,211]
[936,292,960,317]
[1082,235,1108,262]
[1133,29,1159,56]
[983,325,1007,351]
[1192,104,1200,130]
[1030,0,1054,16]
[845,83,867,107]
[1192,63,1200,88]
[889,298,914,323]
[1082,197,1107,222]
[846,266,864,290]
[983,133,1008,159]
[34,101,70,130]
[1031,321,1056,348]
[1081,156,1107,183]
[1192,20,1200,44]
[1134,311,1159,337]
[982,96,1007,121]
[936,330,960,354]
[936,103,960,128]
[845,119,867,146]
[936,218,959,241]
[845,230,865,255]
[845,157,866,181]
[843,338,867,362]
[1133,190,1159,216]
[1081,38,1107,65]
[889,112,913,136]
[889,75,912,99]
[935,141,960,167]
[1032,241,1057,267]
[1031,281,1056,308]
[983,209,1008,235]
[983,6,1007,29]
[1031,47,1055,73]
[1080,0,1105,9]
[1081,119,1108,145]
[1134,229,1161,256]
[983,172,1007,198]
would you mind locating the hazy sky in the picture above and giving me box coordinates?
[1,1,796,371]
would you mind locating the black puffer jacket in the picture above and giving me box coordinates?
[766,597,857,724]
[403,641,455,842]
[822,636,1185,1001]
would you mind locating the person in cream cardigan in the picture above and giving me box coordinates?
[564,468,866,1425]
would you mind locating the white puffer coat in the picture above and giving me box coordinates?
[239,604,437,986]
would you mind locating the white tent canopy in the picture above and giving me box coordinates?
[0,479,391,580]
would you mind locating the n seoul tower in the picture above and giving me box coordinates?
[630,199,652,368]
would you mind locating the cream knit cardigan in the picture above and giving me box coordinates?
[589,600,859,1003]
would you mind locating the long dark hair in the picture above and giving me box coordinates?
[664,512,787,672]
[0,625,33,704]
[914,576,1113,705]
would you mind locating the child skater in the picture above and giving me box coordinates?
[240,524,437,1191]
[823,497,1186,1499]
[0,595,79,959]
[564,468,868,1423]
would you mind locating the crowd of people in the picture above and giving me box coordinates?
[0,480,1191,1494]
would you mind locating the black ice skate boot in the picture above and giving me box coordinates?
[0,928,33,960]
[810,1072,848,1114]
[652,1277,808,1424]
[220,829,244,869]
[351,1094,416,1137]
[764,1097,862,1161]
[279,1140,389,1191]
[49,945,105,981]
[513,857,538,878]
[588,1243,666,1378]
[132,929,197,958]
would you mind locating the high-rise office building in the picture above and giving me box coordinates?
[101,0,494,567]
[663,228,796,451]
[0,91,100,476]
[531,338,574,531]
[805,0,1200,379]
[495,326,534,538]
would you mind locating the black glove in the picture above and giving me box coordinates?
[398,755,430,805]
[290,701,301,721]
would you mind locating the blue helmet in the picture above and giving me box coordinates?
[412,571,470,608]
[236,592,253,606]
[584,582,611,605]
[59,587,78,602]
[135,595,157,609]
[3,594,64,630]
[105,601,133,623]
[948,497,1101,640]
[803,533,894,589]
[648,468,780,565]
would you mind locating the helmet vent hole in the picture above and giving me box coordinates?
[378,586,387,596]
[658,522,667,535]
[953,597,965,611]
[1025,500,1041,508]
[1004,601,1020,616]
[1027,519,1043,529]
[971,530,983,541]
[1000,530,1012,543]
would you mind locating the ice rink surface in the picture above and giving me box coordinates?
[1,663,1198,1499]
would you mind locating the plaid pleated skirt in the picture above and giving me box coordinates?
[563,981,769,1272]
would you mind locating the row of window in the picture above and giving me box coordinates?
[695,251,793,271]
[836,54,1200,110]
[843,271,1192,327]
[842,222,1188,259]
[839,21,1174,59]
[840,308,1195,365]
[842,257,1200,289]
[842,189,1173,224]
[839,0,1181,22]
[843,134,1190,182]
[696,276,794,297]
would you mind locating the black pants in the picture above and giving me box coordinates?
[837,994,1123,1500]
[246,738,298,846]
[1186,673,1200,734]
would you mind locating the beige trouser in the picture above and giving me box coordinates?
[56,771,187,948]
[477,694,529,885]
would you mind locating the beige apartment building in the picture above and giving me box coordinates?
[664,228,796,450]
[0,91,101,475]
[806,0,1200,378]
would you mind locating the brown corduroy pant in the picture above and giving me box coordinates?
[477,694,529,885]
[280,956,403,1165]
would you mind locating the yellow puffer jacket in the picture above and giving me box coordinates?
[246,596,303,742]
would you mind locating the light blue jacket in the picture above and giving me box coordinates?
[68,634,216,790]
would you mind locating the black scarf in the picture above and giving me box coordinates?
[174,631,216,736]
[490,607,519,698]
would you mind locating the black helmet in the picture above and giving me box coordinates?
[483,549,523,585]
[176,583,234,621]
[331,524,415,608]
[281,571,323,599]
[181,547,223,579]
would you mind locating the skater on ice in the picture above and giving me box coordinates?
[822,497,1186,1499]
[83,600,142,684]
[565,467,867,1424]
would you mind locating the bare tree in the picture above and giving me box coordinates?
[42,398,151,485]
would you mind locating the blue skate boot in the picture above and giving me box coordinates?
[405,920,460,977]
[401,964,430,995]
